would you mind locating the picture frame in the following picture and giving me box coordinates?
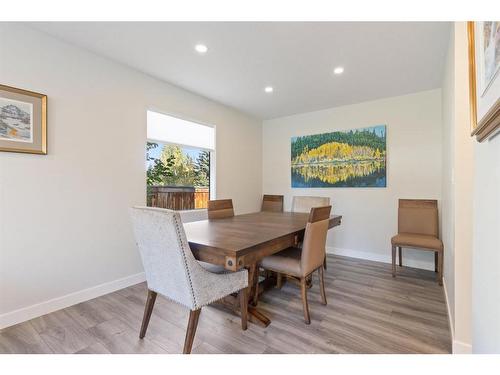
[291,125,387,188]
[467,21,500,142]
[0,84,47,154]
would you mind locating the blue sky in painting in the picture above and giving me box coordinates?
[370,125,386,137]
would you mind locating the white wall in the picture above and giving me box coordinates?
[0,24,262,328]
[473,133,500,353]
[263,90,442,270]
[451,22,473,353]
[441,24,455,331]
[440,22,473,354]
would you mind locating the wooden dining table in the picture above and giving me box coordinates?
[183,211,342,327]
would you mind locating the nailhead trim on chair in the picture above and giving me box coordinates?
[172,212,199,309]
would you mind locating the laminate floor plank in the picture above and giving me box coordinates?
[75,341,112,354]
[0,321,53,354]
[0,255,452,354]
[29,309,98,354]
[86,317,165,354]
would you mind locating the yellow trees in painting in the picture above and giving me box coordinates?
[292,141,385,165]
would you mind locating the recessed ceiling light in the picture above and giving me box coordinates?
[264,86,274,93]
[194,44,208,54]
[333,66,344,75]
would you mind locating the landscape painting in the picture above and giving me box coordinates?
[0,97,33,143]
[291,125,387,188]
[480,21,500,93]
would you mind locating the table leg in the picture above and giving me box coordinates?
[210,294,271,328]
[209,262,272,328]
[248,306,271,327]
[247,263,258,304]
[247,264,270,328]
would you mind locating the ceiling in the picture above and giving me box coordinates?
[29,22,451,120]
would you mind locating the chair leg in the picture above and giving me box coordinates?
[183,309,201,354]
[398,246,402,267]
[239,287,248,331]
[391,245,396,278]
[437,251,443,286]
[139,289,157,339]
[300,277,311,324]
[276,273,283,289]
[434,251,439,272]
[318,267,327,305]
[305,274,313,289]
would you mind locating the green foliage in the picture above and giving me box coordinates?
[194,151,210,187]
[146,142,174,186]
[291,127,386,159]
[146,142,210,188]
[159,145,196,186]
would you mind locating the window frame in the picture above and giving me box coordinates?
[145,108,216,207]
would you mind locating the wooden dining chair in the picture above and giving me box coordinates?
[256,206,331,324]
[130,206,248,354]
[291,195,331,270]
[391,199,444,285]
[207,199,234,220]
[261,194,284,212]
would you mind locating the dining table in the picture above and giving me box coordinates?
[183,210,342,327]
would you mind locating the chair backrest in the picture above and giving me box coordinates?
[207,199,234,219]
[261,194,284,212]
[398,199,439,237]
[179,209,208,223]
[292,196,330,213]
[129,206,204,310]
[300,206,332,275]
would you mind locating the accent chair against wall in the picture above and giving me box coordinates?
[391,199,444,285]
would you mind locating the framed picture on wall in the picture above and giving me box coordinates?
[0,84,47,154]
[467,21,500,142]
[291,125,387,188]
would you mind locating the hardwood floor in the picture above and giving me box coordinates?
[0,255,452,354]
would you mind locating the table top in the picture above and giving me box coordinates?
[184,211,342,256]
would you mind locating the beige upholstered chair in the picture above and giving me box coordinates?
[292,195,331,270]
[257,206,331,324]
[292,196,330,213]
[391,199,444,285]
[130,206,248,354]
[261,194,284,212]
[179,209,208,223]
[207,199,234,220]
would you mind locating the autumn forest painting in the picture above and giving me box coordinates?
[291,125,387,188]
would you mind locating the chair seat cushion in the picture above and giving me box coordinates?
[391,233,443,251]
[261,247,302,277]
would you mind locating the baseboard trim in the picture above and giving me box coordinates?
[442,278,456,353]
[326,246,435,271]
[0,272,146,330]
[453,340,472,354]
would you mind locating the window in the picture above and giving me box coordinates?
[146,110,215,210]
